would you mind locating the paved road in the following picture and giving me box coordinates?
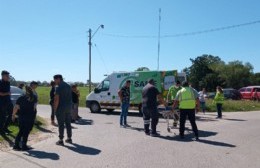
[0,105,260,168]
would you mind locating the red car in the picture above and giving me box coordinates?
[239,86,260,100]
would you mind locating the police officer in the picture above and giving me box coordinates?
[167,80,182,127]
[142,79,164,137]
[172,81,200,140]
[0,70,12,135]
[12,86,37,151]
[53,74,73,146]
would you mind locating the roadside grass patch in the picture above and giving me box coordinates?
[0,116,46,142]
[205,99,260,112]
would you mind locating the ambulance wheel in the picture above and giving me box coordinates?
[90,102,101,113]
[107,109,115,112]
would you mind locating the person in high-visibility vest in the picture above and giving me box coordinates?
[167,80,182,127]
[213,86,224,119]
[172,81,200,140]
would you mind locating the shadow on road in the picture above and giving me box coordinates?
[97,110,141,117]
[223,118,247,122]
[156,130,236,148]
[65,143,101,155]
[24,150,60,160]
[0,134,14,147]
[75,119,94,125]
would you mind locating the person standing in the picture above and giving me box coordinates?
[198,88,207,114]
[30,81,38,125]
[167,80,182,127]
[214,86,224,119]
[118,80,131,127]
[49,81,56,125]
[0,70,12,135]
[53,74,73,145]
[142,79,164,137]
[173,81,200,140]
[71,84,80,123]
[12,86,37,151]
[18,83,25,90]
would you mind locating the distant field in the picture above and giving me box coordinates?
[37,86,90,107]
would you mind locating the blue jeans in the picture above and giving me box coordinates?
[120,103,129,125]
[200,102,206,113]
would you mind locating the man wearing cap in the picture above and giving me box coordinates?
[0,70,12,135]
[172,81,200,140]
[142,79,164,137]
[53,74,73,146]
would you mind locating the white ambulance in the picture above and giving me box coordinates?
[86,70,185,113]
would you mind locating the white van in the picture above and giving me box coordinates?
[86,70,185,113]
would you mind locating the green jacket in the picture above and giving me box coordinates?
[214,92,224,104]
[167,86,182,102]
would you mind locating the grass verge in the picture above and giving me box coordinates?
[205,99,260,112]
[0,116,46,142]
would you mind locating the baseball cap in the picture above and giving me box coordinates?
[1,70,10,76]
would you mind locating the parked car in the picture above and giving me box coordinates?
[223,88,242,100]
[240,86,260,100]
[208,88,242,100]
[11,86,25,105]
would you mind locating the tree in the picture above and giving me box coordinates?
[187,54,223,91]
[251,73,260,85]
[136,67,150,71]
[214,61,254,89]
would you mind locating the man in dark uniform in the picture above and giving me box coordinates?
[49,81,56,125]
[0,70,12,135]
[142,79,164,137]
[53,74,73,146]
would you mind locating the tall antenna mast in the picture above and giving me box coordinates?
[157,8,161,70]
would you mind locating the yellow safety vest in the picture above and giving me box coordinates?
[178,87,196,109]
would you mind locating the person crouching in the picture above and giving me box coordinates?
[12,86,37,151]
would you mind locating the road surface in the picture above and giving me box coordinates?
[0,105,260,168]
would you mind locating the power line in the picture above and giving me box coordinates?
[93,44,109,74]
[103,19,260,39]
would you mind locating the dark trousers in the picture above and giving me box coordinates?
[4,103,13,130]
[216,103,222,118]
[0,106,6,131]
[0,104,12,131]
[143,107,159,134]
[56,109,72,140]
[15,120,34,147]
[179,109,199,137]
[50,104,55,121]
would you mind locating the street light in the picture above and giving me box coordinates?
[88,24,104,93]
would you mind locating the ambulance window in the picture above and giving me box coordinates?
[102,80,110,91]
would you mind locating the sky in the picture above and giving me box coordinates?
[1,0,260,83]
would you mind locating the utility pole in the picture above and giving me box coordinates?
[157,8,161,70]
[88,25,104,93]
[88,29,92,93]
